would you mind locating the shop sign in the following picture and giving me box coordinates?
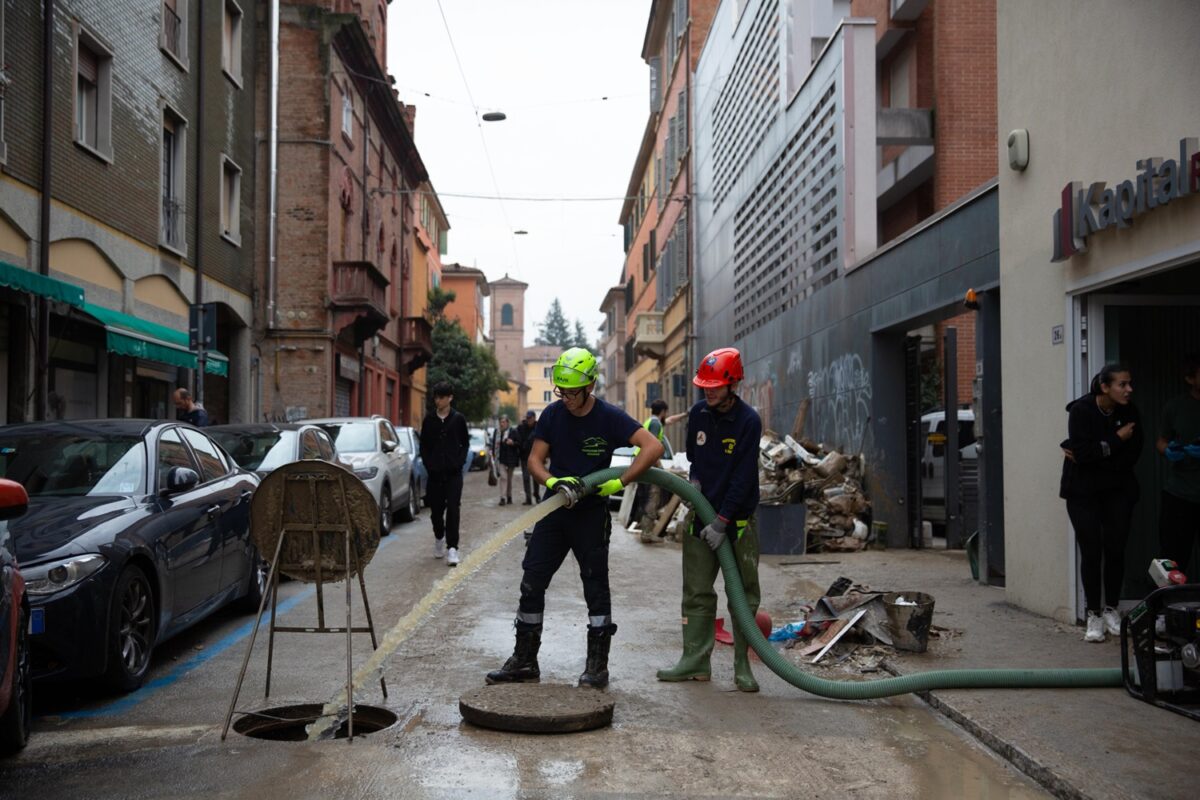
[337,354,360,382]
[1052,137,1200,261]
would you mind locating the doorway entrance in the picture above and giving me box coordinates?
[1073,266,1200,614]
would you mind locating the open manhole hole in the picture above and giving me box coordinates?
[233,704,398,741]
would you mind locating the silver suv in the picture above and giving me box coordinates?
[308,416,418,536]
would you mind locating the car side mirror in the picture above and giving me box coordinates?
[0,478,29,520]
[163,466,200,495]
[382,440,398,453]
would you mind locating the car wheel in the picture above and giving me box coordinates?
[104,565,156,693]
[397,481,418,523]
[379,484,392,537]
[0,605,32,752]
[237,548,270,613]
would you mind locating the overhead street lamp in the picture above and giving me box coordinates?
[481,111,507,122]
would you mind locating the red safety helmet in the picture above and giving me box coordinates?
[693,347,744,388]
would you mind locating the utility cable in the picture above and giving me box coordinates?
[434,0,521,275]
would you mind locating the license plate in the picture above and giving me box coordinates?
[29,608,44,635]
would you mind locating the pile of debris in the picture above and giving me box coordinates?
[763,576,943,668]
[759,430,872,552]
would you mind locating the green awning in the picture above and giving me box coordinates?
[80,302,228,376]
[0,259,86,307]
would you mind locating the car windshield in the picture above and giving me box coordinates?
[0,432,147,497]
[211,430,297,472]
[469,431,486,450]
[320,422,376,454]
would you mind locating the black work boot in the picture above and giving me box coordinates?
[486,627,541,684]
[577,624,617,689]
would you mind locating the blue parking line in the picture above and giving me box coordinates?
[53,533,399,719]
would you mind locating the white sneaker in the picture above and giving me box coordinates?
[1102,606,1122,637]
[446,547,460,567]
[434,538,446,559]
[1084,611,1106,643]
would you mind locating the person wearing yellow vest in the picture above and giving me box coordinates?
[636,400,688,541]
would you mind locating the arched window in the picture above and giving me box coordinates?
[501,303,514,327]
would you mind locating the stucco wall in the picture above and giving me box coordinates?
[998,0,1200,620]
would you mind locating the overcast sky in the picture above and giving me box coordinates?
[388,0,652,347]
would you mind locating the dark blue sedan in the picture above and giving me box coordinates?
[0,420,262,692]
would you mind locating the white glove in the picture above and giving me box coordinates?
[697,519,727,551]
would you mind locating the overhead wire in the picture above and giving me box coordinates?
[434,0,521,276]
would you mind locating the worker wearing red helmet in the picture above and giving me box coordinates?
[658,347,763,692]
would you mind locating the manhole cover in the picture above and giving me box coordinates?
[459,684,615,733]
[233,703,397,741]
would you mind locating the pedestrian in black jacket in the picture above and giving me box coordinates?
[1059,363,1142,643]
[420,382,470,567]
[516,410,541,504]
[492,416,520,505]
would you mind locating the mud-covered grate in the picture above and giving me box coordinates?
[233,704,397,741]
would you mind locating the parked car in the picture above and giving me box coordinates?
[394,426,426,509]
[0,420,263,692]
[920,409,977,525]
[467,428,490,472]
[0,478,31,753]
[309,416,416,535]
[209,423,345,478]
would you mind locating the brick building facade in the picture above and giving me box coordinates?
[256,1,430,424]
[0,0,257,424]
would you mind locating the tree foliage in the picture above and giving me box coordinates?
[427,286,456,318]
[427,317,509,422]
[497,402,519,424]
[535,299,572,347]
[536,298,594,352]
[571,320,592,350]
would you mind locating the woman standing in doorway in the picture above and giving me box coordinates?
[1059,364,1143,642]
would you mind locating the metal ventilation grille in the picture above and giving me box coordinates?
[732,81,840,340]
[711,0,779,209]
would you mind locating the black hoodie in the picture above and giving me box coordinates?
[1059,393,1143,499]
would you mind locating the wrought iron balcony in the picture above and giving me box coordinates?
[161,196,183,249]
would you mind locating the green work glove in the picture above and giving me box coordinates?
[697,518,727,551]
[596,478,624,497]
[545,476,585,508]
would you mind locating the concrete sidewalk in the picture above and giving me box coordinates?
[751,546,1198,800]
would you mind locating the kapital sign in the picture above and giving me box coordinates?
[1052,137,1200,262]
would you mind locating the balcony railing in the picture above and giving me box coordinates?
[161,197,183,249]
[632,310,666,360]
[331,260,389,321]
[162,3,182,58]
[400,316,434,374]
[634,311,665,345]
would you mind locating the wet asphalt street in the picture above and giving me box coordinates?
[0,470,1049,799]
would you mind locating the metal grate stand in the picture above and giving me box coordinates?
[221,471,386,742]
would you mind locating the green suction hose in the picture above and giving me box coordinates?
[583,467,1122,699]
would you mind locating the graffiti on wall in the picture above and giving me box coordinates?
[741,365,776,432]
[807,353,871,452]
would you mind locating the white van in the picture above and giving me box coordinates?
[920,409,977,525]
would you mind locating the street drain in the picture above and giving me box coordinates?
[233,704,397,741]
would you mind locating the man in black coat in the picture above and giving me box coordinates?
[515,410,541,504]
[419,382,470,566]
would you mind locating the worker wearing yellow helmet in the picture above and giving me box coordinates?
[487,347,663,689]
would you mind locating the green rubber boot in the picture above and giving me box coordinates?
[656,616,715,682]
[732,629,759,693]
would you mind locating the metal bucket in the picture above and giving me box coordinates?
[882,591,935,653]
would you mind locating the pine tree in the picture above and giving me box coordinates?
[571,320,592,350]
[536,299,572,347]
